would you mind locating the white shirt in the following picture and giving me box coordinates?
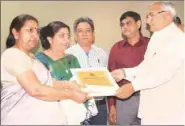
[124,23,185,124]
[65,44,108,68]
[65,44,109,101]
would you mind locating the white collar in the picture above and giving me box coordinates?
[154,23,178,36]
[76,43,96,54]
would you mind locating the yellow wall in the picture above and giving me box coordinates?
[1,1,184,53]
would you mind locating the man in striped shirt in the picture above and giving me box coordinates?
[65,17,109,125]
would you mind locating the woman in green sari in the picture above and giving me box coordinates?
[35,21,97,124]
[36,21,80,81]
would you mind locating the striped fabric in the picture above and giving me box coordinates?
[65,44,109,68]
[65,44,109,101]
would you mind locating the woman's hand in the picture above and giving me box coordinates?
[53,80,92,103]
[69,81,92,103]
[53,80,79,90]
[71,90,91,103]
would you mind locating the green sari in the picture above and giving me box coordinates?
[35,52,98,120]
[35,52,80,81]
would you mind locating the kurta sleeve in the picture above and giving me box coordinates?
[132,46,184,91]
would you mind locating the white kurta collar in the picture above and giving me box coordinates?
[154,23,179,37]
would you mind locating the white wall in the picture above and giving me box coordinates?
[1,1,184,53]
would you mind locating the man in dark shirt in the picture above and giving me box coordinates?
[108,11,150,125]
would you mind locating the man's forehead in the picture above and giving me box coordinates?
[77,22,91,29]
[121,17,134,23]
[148,2,162,13]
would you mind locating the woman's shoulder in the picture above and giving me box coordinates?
[2,47,20,56]
[35,51,51,66]
[35,51,45,57]
[2,47,29,60]
[1,48,33,76]
[66,54,78,60]
[35,51,52,61]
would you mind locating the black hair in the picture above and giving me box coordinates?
[6,14,38,48]
[39,21,70,49]
[174,16,181,25]
[120,11,142,31]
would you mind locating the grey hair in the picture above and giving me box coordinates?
[150,1,177,19]
[160,1,177,19]
[73,17,94,32]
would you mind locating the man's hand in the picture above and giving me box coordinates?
[111,69,125,82]
[108,105,117,125]
[115,83,135,99]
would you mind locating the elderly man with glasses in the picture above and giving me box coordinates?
[111,1,185,125]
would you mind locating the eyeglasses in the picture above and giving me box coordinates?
[146,11,166,19]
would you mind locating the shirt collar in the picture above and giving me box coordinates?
[149,22,180,48]
[121,33,145,47]
[154,22,177,36]
[76,43,94,54]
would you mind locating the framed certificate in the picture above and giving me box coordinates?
[70,67,119,96]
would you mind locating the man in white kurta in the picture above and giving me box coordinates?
[111,1,185,125]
